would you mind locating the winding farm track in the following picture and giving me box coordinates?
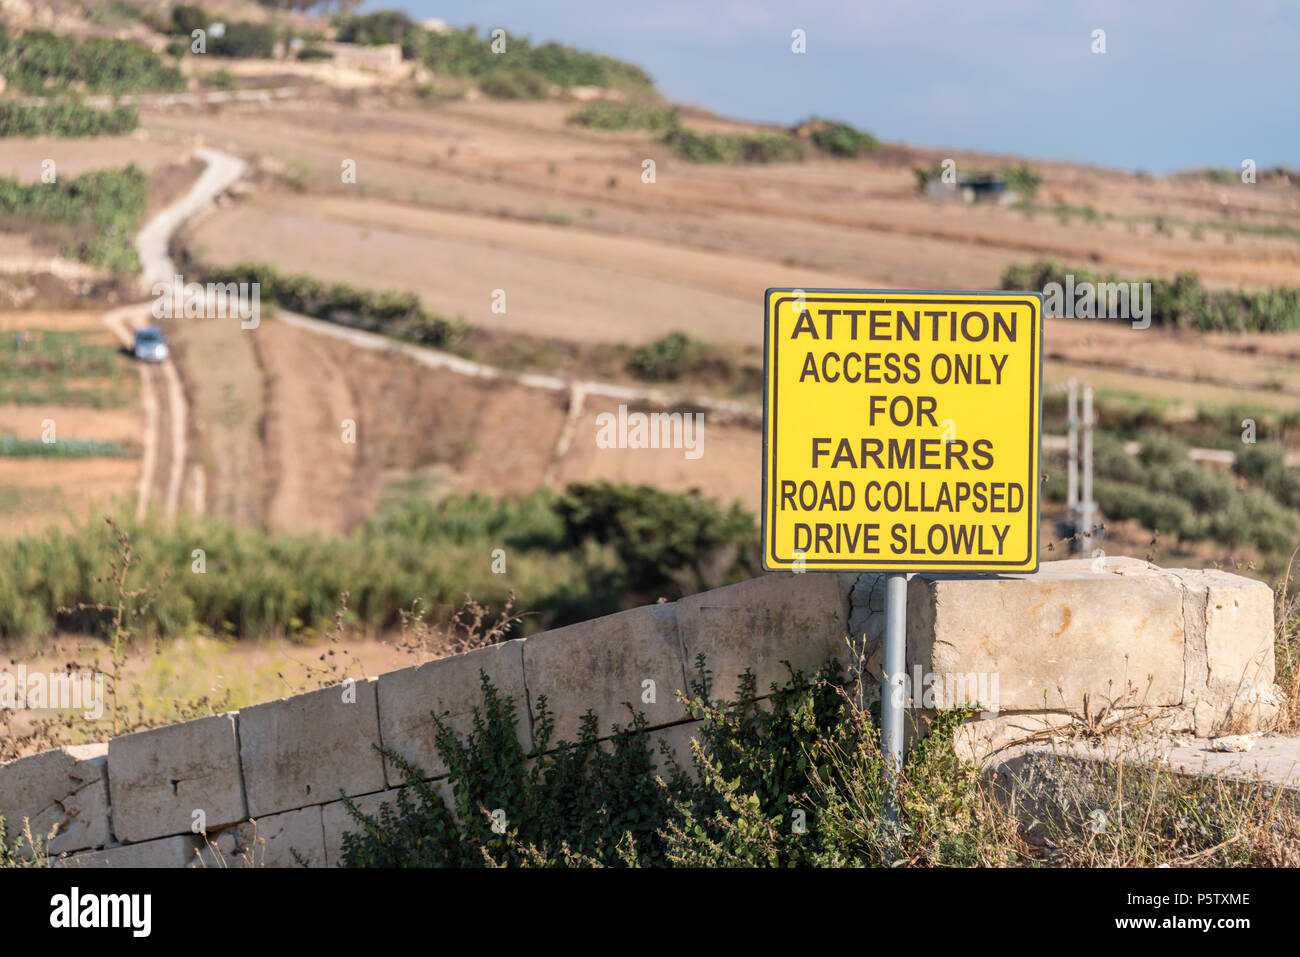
[102,148,248,519]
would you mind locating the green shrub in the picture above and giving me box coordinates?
[1235,445,1300,509]
[1003,163,1041,199]
[478,68,549,99]
[383,21,653,91]
[340,673,682,867]
[0,26,183,95]
[0,438,132,458]
[1093,438,1147,484]
[1095,480,1194,536]
[567,101,678,131]
[1002,259,1300,333]
[659,125,804,164]
[0,165,147,271]
[296,47,334,62]
[171,5,209,35]
[205,69,236,90]
[0,483,759,642]
[340,659,1020,868]
[806,119,880,157]
[1151,463,1236,514]
[0,102,138,138]
[556,482,760,597]
[86,0,145,26]
[210,21,276,59]
[1136,432,1188,469]
[627,331,705,380]
[333,9,414,46]
[196,261,470,348]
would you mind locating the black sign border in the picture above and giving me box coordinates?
[762,288,1044,572]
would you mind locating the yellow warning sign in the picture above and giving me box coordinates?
[762,289,1043,572]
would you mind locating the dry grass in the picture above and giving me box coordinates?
[1274,548,1300,733]
[992,735,1300,866]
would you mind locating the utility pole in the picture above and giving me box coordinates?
[1080,384,1094,555]
[1067,378,1079,514]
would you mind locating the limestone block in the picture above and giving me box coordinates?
[197,805,325,868]
[1167,568,1277,734]
[522,603,689,742]
[58,834,202,868]
[0,744,110,856]
[107,713,245,843]
[377,639,527,784]
[908,559,1186,713]
[677,573,851,701]
[239,679,385,816]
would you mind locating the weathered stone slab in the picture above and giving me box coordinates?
[677,572,851,701]
[378,640,527,784]
[197,805,325,868]
[239,679,385,816]
[1165,567,1277,734]
[908,559,1187,713]
[0,743,110,856]
[522,604,688,742]
[58,834,202,868]
[107,713,245,843]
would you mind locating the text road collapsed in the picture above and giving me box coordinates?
[762,290,1042,571]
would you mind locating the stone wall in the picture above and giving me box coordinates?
[0,558,1277,867]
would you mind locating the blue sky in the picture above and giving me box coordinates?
[367,0,1298,173]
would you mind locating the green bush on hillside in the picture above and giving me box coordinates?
[209,21,276,59]
[0,484,760,642]
[0,102,138,138]
[556,483,760,596]
[479,67,548,100]
[1002,259,1300,333]
[330,15,655,91]
[627,331,706,380]
[0,25,183,95]
[197,261,470,348]
[567,101,679,131]
[333,9,414,46]
[1234,445,1300,509]
[0,165,146,271]
[659,125,804,164]
[170,4,209,35]
[806,119,880,157]
[1002,163,1041,199]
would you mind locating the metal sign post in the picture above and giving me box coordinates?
[881,571,908,820]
